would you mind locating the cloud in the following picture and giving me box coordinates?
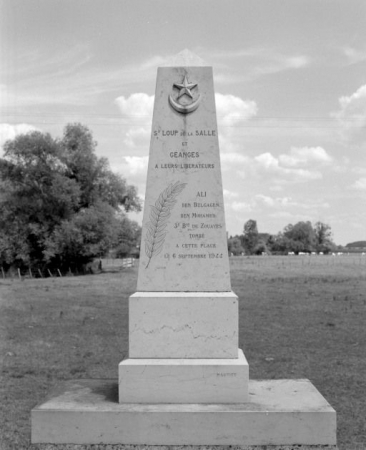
[222,147,331,186]
[215,92,257,171]
[124,156,149,175]
[279,146,332,167]
[350,177,366,191]
[214,94,257,167]
[0,123,39,153]
[352,167,366,175]
[268,211,310,221]
[115,93,154,119]
[115,93,154,153]
[123,127,151,149]
[220,152,249,177]
[221,152,248,164]
[256,194,329,210]
[223,189,239,200]
[332,84,366,142]
[205,47,310,82]
[225,192,329,222]
[140,55,173,70]
[285,56,309,69]
[215,93,258,125]
[255,194,297,208]
[254,152,323,183]
[231,201,253,212]
[253,54,309,77]
[343,46,366,65]
[1,49,161,112]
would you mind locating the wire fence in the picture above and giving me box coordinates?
[1,258,137,280]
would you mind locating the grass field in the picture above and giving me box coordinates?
[1,255,365,449]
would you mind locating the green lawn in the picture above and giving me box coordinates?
[1,255,365,449]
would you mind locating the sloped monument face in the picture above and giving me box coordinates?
[137,66,231,292]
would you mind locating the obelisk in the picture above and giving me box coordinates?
[118,50,249,403]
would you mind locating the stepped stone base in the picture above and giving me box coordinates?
[119,349,249,403]
[31,379,336,447]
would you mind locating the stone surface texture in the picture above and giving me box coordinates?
[128,292,238,359]
[136,66,231,292]
[32,379,337,446]
[119,349,248,404]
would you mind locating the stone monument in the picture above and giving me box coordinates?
[118,51,248,406]
[31,50,337,449]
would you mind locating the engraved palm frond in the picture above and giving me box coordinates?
[145,181,187,268]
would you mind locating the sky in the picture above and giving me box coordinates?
[1,0,366,246]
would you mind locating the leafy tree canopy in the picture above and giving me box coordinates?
[237,219,335,255]
[242,219,259,254]
[228,236,245,256]
[0,124,141,272]
[283,221,316,253]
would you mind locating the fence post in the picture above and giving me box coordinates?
[47,269,53,277]
[38,269,43,278]
[1,267,5,279]
[57,269,62,277]
[29,268,33,278]
[18,268,22,280]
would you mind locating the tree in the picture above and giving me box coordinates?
[0,131,80,269]
[0,124,141,272]
[242,219,259,255]
[283,221,316,253]
[270,232,292,254]
[253,239,270,255]
[114,216,142,258]
[61,124,140,211]
[313,221,334,253]
[228,236,245,256]
[44,202,122,269]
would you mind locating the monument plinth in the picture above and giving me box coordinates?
[31,52,337,449]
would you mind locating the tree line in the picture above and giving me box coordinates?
[0,124,142,274]
[228,219,337,256]
[0,123,341,274]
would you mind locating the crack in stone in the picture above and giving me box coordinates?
[131,324,236,343]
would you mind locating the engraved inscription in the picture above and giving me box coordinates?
[149,108,225,268]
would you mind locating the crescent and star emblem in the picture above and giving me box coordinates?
[169,75,201,114]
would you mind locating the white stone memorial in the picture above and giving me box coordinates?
[31,50,337,449]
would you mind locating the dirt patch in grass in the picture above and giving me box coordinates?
[1,256,365,449]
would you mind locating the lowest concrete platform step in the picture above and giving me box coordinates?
[31,378,336,447]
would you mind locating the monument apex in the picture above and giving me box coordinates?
[164,48,208,67]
